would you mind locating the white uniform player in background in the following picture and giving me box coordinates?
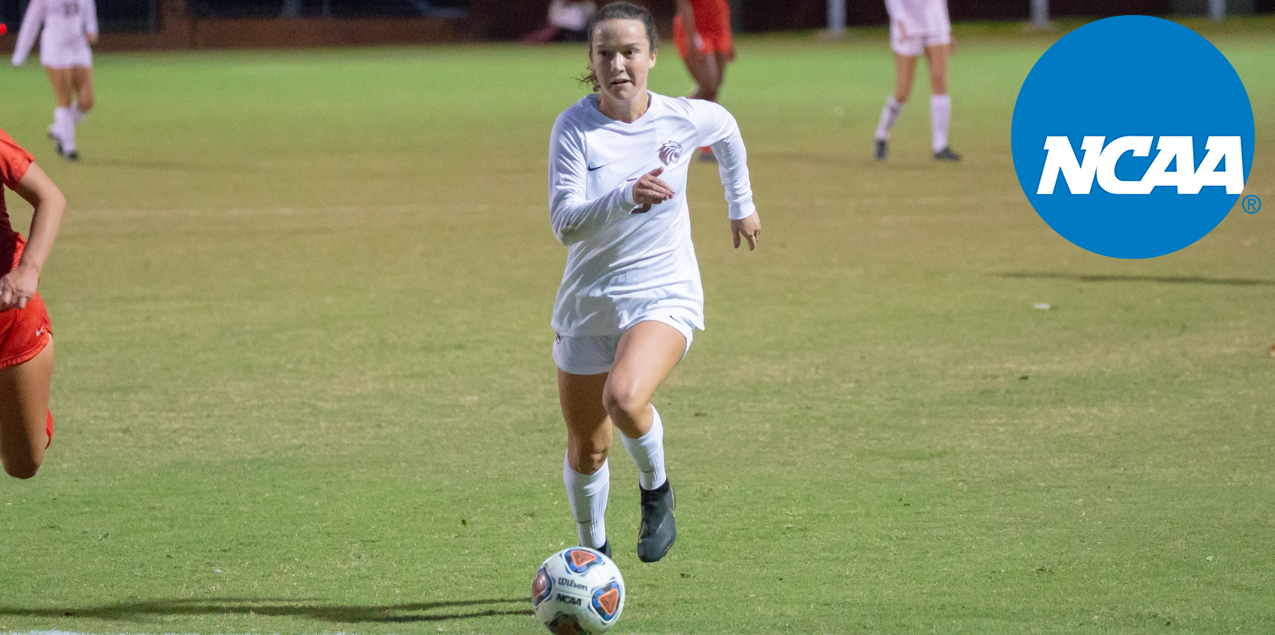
[548,2,760,562]
[12,0,99,161]
[873,0,961,162]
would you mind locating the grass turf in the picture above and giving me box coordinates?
[0,19,1273,634]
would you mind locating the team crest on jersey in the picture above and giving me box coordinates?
[659,141,683,166]
[562,548,602,573]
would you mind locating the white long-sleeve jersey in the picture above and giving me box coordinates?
[12,0,98,68]
[885,0,950,38]
[548,92,755,337]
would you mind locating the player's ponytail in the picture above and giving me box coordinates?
[579,1,659,93]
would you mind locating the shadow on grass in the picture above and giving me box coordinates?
[998,272,1275,287]
[0,597,532,624]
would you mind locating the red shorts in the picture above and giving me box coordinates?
[0,240,52,370]
[673,6,734,58]
[0,292,51,369]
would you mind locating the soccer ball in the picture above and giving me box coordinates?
[531,547,626,635]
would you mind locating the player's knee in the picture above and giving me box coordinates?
[569,444,609,474]
[3,457,41,480]
[601,384,647,424]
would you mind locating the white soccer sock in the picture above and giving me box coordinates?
[72,103,87,123]
[930,94,951,153]
[620,405,667,491]
[874,95,904,142]
[54,107,76,152]
[563,455,609,549]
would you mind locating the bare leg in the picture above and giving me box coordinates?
[893,53,919,104]
[0,341,54,479]
[711,50,732,99]
[559,370,612,475]
[924,44,949,96]
[603,321,685,440]
[875,53,919,152]
[924,44,956,157]
[558,369,612,549]
[70,66,95,113]
[44,67,74,108]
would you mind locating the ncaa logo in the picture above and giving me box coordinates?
[1011,16,1254,259]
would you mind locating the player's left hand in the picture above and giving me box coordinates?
[0,264,39,310]
[87,33,99,45]
[731,212,761,251]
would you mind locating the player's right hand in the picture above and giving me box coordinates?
[0,265,38,311]
[633,167,675,206]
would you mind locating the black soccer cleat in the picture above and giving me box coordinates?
[63,150,80,162]
[874,139,888,161]
[934,146,962,161]
[596,540,612,559]
[636,480,676,562]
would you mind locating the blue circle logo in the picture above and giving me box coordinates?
[1012,16,1254,259]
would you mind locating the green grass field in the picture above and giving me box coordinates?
[0,19,1273,635]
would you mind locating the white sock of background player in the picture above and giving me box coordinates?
[875,95,904,141]
[931,94,951,153]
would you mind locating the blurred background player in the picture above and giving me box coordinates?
[12,0,99,162]
[523,0,598,44]
[549,2,760,562]
[873,0,960,161]
[673,0,735,161]
[0,127,66,479]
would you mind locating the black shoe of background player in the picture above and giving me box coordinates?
[874,139,887,161]
[63,149,80,162]
[636,480,676,562]
[934,146,961,161]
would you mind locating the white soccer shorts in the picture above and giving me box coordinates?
[553,309,696,376]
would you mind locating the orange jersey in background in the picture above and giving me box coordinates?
[673,0,734,58]
[0,127,52,370]
[0,127,33,276]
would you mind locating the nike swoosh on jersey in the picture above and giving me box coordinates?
[587,164,608,172]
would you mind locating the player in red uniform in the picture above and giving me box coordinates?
[0,127,66,479]
[673,0,735,161]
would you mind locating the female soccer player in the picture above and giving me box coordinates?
[873,0,961,161]
[11,0,99,161]
[0,127,66,480]
[548,2,760,562]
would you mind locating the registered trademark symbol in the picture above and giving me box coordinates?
[1242,195,1261,214]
